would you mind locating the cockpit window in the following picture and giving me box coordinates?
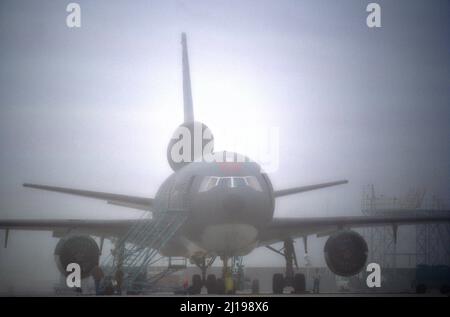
[245,176,263,192]
[199,176,219,192]
[233,177,247,188]
[224,178,233,188]
[198,176,263,192]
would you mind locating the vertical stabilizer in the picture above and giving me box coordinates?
[182,33,194,123]
[167,34,214,171]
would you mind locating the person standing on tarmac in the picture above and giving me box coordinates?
[313,268,321,293]
[91,265,104,295]
[115,269,124,295]
[183,278,189,295]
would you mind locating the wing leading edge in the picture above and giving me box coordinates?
[0,218,143,241]
[274,180,348,198]
[259,210,450,246]
[23,183,153,211]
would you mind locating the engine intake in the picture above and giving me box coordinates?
[167,121,214,171]
[324,230,368,277]
[54,235,100,279]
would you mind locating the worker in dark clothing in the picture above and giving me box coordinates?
[91,265,104,295]
[115,269,124,295]
[103,277,115,295]
[183,278,189,295]
[313,268,321,293]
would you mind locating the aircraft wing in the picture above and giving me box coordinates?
[23,183,153,211]
[258,210,450,246]
[0,218,140,240]
[273,180,348,198]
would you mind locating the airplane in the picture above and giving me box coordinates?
[1,33,449,295]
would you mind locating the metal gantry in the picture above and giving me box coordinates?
[416,195,450,266]
[361,185,450,289]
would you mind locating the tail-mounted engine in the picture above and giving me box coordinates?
[167,121,214,171]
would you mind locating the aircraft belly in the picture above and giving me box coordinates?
[199,224,258,256]
[161,224,259,258]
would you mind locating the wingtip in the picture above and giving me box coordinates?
[23,183,39,189]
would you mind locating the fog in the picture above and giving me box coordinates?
[0,0,449,293]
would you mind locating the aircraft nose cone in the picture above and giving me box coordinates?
[222,193,246,219]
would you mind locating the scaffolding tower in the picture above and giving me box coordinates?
[361,185,450,289]
[416,194,450,265]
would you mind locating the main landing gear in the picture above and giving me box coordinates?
[267,237,307,294]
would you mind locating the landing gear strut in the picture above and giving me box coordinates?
[191,255,234,294]
[266,237,306,294]
[191,255,216,294]
[219,256,236,294]
[192,256,216,283]
[105,240,125,295]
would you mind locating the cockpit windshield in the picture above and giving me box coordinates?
[198,176,220,192]
[198,176,262,192]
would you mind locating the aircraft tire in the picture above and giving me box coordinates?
[251,279,260,294]
[272,273,284,294]
[216,278,226,295]
[206,274,217,294]
[293,273,306,294]
[192,274,202,294]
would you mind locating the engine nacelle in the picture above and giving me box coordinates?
[167,121,214,171]
[324,230,368,277]
[54,235,100,279]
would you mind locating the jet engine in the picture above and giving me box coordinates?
[324,230,368,277]
[54,235,100,278]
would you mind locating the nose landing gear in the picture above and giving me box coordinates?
[191,255,217,294]
[190,255,237,294]
[221,256,235,294]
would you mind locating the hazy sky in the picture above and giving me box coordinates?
[0,0,449,293]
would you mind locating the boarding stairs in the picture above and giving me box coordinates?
[101,209,187,291]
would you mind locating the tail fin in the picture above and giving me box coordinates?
[181,33,194,123]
